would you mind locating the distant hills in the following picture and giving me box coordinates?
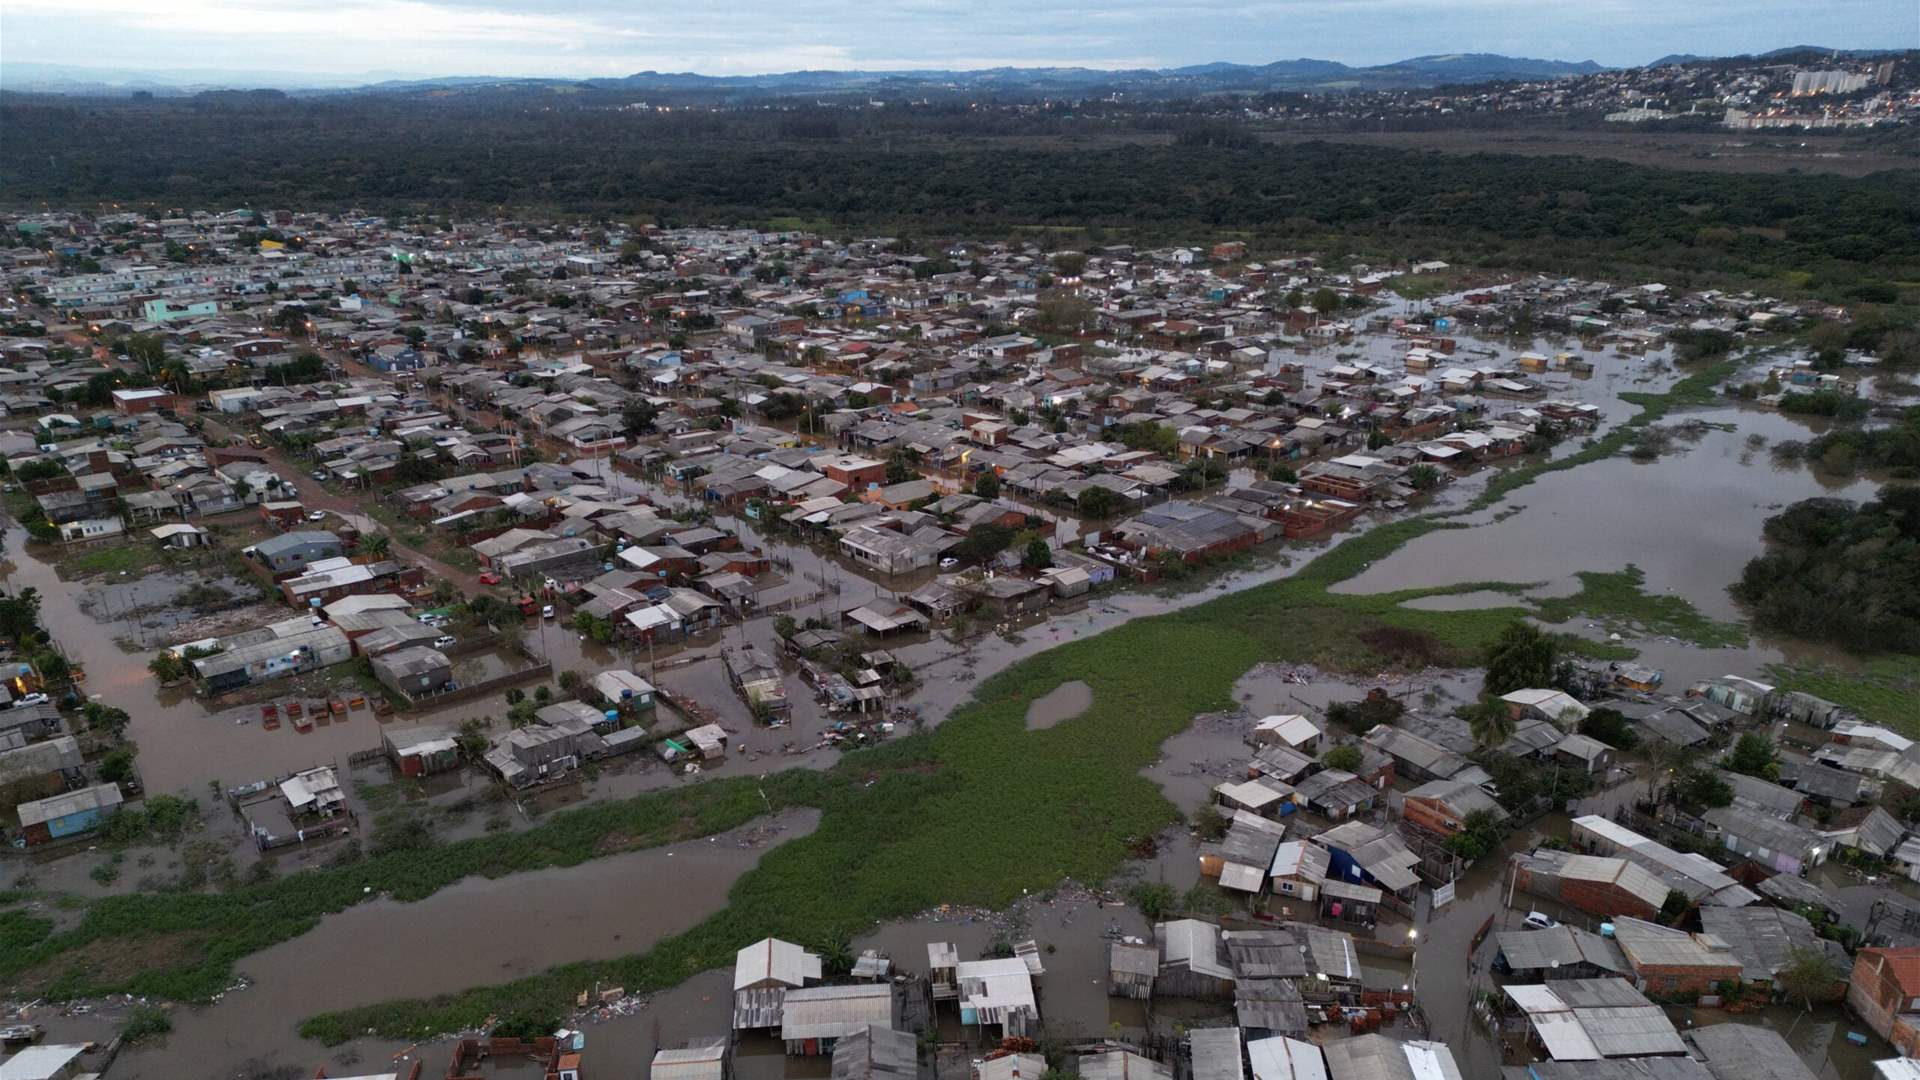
[0,47,1901,100]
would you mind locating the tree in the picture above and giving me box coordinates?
[1580,707,1639,750]
[360,533,392,559]
[972,472,1000,500]
[953,524,1013,565]
[1022,539,1053,572]
[1481,621,1559,697]
[1727,732,1781,782]
[1776,945,1845,1011]
[1128,881,1176,921]
[1465,696,1516,749]
[1192,804,1229,840]
[1660,889,1692,922]
[1077,487,1115,519]
[99,745,138,785]
[0,589,42,642]
[1311,287,1340,313]
[1442,808,1505,861]
[1407,464,1440,491]
[1326,693,1404,732]
[1322,743,1363,772]
[1676,767,1733,809]
[884,447,921,485]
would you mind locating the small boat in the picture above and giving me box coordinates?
[373,699,394,718]
[285,700,303,718]
[329,698,346,716]
[348,695,366,710]
[0,1023,42,1045]
[261,703,279,722]
[292,711,314,733]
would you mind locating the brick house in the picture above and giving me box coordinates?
[1509,850,1667,922]
[1849,948,1920,1057]
[1400,778,1505,839]
[1609,917,1743,997]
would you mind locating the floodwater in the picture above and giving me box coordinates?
[1024,680,1092,731]
[107,808,819,1080]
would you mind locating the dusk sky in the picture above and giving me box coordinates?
[2,0,1915,82]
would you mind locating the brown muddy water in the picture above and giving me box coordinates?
[101,808,818,1080]
[1024,680,1092,731]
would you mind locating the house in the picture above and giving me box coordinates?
[1189,1028,1243,1080]
[1697,905,1848,994]
[12,782,122,846]
[191,624,353,692]
[591,669,657,713]
[1400,777,1505,838]
[1502,978,1687,1061]
[974,1054,1047,1080]
[780,984,897,1056]
[652,1038,731,1080]
[1077,1050,1172,1080]
[1268,839,1331,903]
[1321,1036,1464,1080]
[1245,1036,1326,1080]
[279,765,346,819]
[383,726,461,778]
[248,529,344,574]
[1309,820,1421,899]
[831,1025,918,1080]
[1493,926,1631,981]
[1155,918,1235,998]
[1508,850,1669,922]
[1109,938,1158,999]
[1568,815,1761,907]
[483,719,607,787]
[0,1044,91,1080]
[1688,1025,1819,1080]
[1250,714,1322,754]
[1502,688,1591,729]
[954,956,1039,1036]
[733,937,824,1031]
[1849,948,1920,1057]
[1608,916,1743,996]
[369,646,454,700]
[1704,805,1827,874]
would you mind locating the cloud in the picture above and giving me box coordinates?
[2,0,1914,79]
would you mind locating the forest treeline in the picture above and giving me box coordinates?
[4,96,1919,291]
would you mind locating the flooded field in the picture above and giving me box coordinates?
[1025,680,1092,730]
[104,808,819,1080]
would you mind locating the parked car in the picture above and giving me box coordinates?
[310,469,329,481]
[307,510,327,522]
[1523,911,1560,931]
[541,604,556,619]
[432,635,457,650]
[7,693,48,710]
[477,571,502,585]
[939,557,960,570]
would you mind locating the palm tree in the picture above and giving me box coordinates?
[1467,696,1517,749]
[361,533,392,559]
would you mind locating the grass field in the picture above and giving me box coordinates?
[1534,566,1748,649]
[1770,656,1920,732]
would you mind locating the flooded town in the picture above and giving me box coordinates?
[0,105,1917,1080]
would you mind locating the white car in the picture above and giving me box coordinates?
[938,557,960,570]
[10,693,48,709]
[432,635,457,650]
[541,604,556,619]
[1523,911,1561,931]
[307,510,327,522]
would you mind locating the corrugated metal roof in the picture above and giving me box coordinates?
[1189,1028,1243,1080]
[780,984,896,1042]
[1246,1036,1326,1080]
[1688,1023,1818,1080]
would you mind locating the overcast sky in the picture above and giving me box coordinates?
[3,0,1915,82]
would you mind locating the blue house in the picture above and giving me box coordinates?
[16,782,124,846]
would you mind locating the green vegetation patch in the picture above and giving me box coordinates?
[56,543,168,581]
[1534,565,1748,649]
[1769,656,1920,734]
